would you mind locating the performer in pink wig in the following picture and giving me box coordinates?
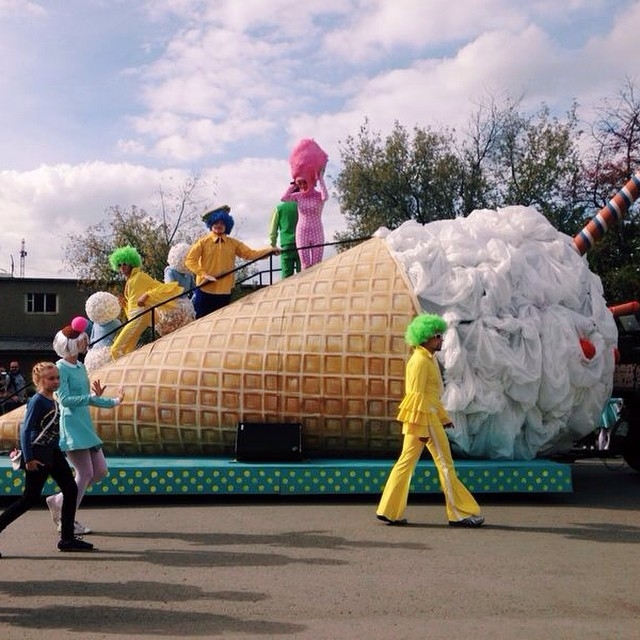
[281,139,329,269]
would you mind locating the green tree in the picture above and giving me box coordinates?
[64,205,172,290]
[335,103,586,246]
[334,119,463,245]
[64,175,205,291]
[491,101,585,234]
[585,221,640,304]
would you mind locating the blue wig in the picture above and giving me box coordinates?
[202,205,234,233]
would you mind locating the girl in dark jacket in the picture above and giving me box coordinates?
[0,361,94,557]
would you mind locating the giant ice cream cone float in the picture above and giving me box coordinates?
[0,238,419,457]
[1,190,631,460]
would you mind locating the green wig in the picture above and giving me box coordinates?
[109,245,142,271]
[405,314,448,346]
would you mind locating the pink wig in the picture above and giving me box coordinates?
[289,139,328,188]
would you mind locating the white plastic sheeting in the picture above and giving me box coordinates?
[378,206,618,460]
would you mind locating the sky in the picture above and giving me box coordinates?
[0,0,639,278]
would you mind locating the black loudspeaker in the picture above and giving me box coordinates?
[235,422,303,462]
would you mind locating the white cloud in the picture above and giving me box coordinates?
[0,0,639,278]
[580,2,640,95]
[323,0,525,60]
[0,0,46,18]
[0,162,193,276]
[0,157,347,277]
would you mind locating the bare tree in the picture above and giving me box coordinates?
[586,76,640,211]
[157,172,209,246]
[64,175,208,290]
[583,77,640,302]
[459,93,514,213]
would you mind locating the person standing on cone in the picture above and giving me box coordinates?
[269,200,301,278]
[185,205,279,319]
[283,138,329,270]
[377,313,485,528]
[109,246,183,359]
[281,173,328,270]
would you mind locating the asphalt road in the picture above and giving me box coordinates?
[0,458,639,640]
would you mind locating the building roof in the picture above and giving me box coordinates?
[0,337,54,352]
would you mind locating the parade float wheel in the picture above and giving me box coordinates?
[621,425,640,473]
[612,405,640,473]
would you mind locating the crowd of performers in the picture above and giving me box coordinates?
[79,138,330,367]
[0,310,483,557]
[0,136,485,557]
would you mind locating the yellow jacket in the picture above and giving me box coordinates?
[396,345,451,437]
[185,234,273,295]
[123,268,182,319]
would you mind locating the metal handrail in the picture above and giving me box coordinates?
[0,235,371,409]
[88,235,371,349]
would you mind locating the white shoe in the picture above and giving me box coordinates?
[74,521,92,535]
[57,520,92,535]
[46,495,61,527]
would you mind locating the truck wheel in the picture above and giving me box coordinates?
[619,420,640,473]
[623,446,640,473]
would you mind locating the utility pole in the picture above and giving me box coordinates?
[19,238,27,277]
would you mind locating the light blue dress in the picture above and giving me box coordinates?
[56,360,118,451]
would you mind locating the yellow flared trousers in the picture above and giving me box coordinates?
[377,424,481,523]
[110,314,150,360]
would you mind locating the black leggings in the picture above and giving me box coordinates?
[0,448,78,541]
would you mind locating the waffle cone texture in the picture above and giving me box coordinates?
[0,238,420,457]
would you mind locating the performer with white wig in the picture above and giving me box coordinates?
[159,242,197,335]
[84,292,122,373]
[46,318,125,536]
[164,242,196,295]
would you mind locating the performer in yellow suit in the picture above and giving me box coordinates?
[377,314,485,527]
[109,246,183,359]
[185,205,279,318]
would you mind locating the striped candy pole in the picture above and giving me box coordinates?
[608,301,640,317]
[573,170,640,255]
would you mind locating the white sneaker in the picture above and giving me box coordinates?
[56,520,92,535]
[46,495,61,527]
[74,521,92,535]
